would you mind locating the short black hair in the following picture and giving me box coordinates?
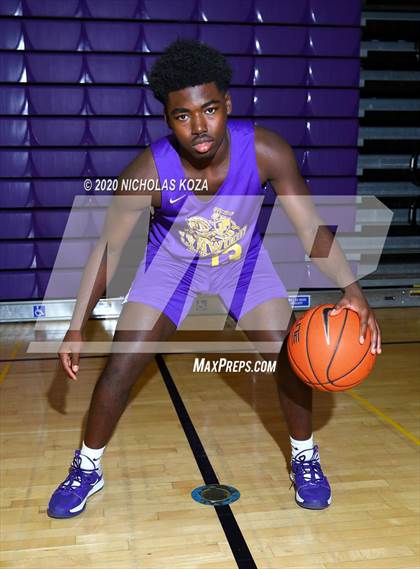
[149,38,232,105]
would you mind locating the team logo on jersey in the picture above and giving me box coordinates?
[179,207,247,257]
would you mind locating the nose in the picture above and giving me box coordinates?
[191,113,207,135]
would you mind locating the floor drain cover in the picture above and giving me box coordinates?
[191,484,240,506]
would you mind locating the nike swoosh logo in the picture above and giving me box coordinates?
[169,195,187,204]
[322,307,331,345]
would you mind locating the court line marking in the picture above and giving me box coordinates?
[0,342,22,386]
[0,355,106,364]
[348,390,420,447]
[156,354,258,569]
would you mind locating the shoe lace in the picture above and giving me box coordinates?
[294,457,325,483]
[60,454,92,492]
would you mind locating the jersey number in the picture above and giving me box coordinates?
[211,243,242,267]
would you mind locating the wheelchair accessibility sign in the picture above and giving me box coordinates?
[33,305,46,318]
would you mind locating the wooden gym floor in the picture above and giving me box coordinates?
[0,307,419,569]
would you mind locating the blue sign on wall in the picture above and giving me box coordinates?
[33,305,46,318]
[288,295,311,309]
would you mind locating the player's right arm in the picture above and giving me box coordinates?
[255,126,381,354]
[59,148,160,380]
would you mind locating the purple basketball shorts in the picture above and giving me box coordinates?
[123,244,288,327]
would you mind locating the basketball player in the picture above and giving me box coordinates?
[48,39,381,518]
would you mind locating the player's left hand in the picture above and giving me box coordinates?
[330,287,381,355]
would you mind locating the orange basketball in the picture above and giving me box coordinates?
[287,304,376,392]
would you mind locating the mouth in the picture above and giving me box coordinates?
[192,138,214,154]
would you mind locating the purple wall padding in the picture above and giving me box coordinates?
[0,0,362,299]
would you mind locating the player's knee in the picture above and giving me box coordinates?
[97,352,151,392]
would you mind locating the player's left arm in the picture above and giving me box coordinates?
[255,126,381,354]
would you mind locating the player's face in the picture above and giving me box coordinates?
[165,82,232,161]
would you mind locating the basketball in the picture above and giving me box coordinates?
[287,304,377,392]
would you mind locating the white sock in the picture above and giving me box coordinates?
[80,442,105,472]
[290,435,315,462]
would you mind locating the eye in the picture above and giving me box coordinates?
[176,114,189,121]
[205,107,217,115]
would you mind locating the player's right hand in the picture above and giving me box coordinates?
[58,329,84,381]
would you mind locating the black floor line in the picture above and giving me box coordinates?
[0,354,107,363]
[155,354,258,569]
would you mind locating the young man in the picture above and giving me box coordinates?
[48,39,381,518]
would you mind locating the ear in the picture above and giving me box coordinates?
[225,92,232,115]
[163,108,173,130]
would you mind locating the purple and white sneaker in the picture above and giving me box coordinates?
[290,445,332,510]
[47,450,104,518]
